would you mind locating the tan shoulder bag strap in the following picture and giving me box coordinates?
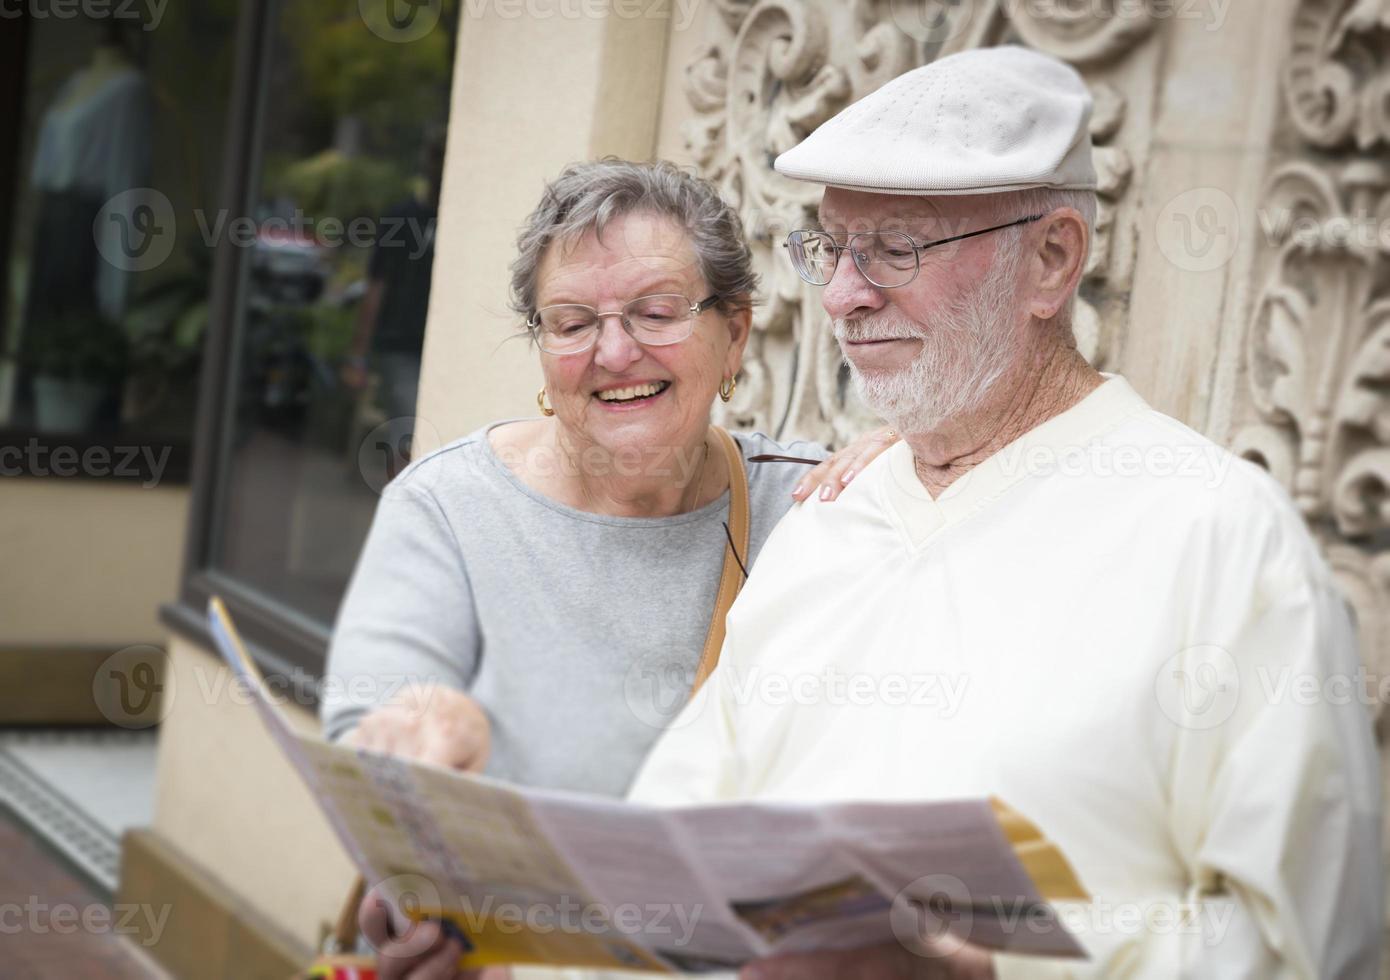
[690,426,750,695]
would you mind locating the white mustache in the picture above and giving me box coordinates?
[833,314,921,345]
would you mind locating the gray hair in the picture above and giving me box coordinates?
[509,159,758,328]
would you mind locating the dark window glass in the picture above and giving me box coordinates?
[209,0,457,624]
[2,8,236,464]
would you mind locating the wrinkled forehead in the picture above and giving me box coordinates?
[816,188,1000,238]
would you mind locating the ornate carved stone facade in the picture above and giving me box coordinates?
[1232,3,1390,954]
[684,0,1388,960]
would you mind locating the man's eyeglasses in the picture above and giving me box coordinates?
[527,293,722,356]
[783,215,1044,288]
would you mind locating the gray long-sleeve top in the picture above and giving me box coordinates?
[321,422,825,798]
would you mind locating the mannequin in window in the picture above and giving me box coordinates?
[16,23,153,430]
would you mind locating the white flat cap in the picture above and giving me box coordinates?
[774,45,1096,196]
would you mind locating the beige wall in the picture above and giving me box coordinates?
[415,8,671,448]
[652,8,706,165]
[1116,2,1289,430]
[150,635,357,948]
[0,480,188,647]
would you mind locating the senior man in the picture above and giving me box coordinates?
[624,46,1382,978]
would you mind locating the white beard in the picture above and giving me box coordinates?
[835,252,1026,433]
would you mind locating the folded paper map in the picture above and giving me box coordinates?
[208,596,1088,972]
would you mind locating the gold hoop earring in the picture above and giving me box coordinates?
[719,376,737,403]
[537,387,555,417]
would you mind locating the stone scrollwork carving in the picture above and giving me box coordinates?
[1236,2,1390,828]
[1286,0,1390,150]
[1332,305,1390,537]
[1238,147,1390,537]
[686,0,1151,444]
[1006,0,1159,64]
[1235,160,1383,522]
[1073,80,1133,364]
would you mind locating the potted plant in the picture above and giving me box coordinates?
[120,251,211,436]
[23,310,129,433]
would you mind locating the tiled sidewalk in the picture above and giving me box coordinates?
[0,805,167,979]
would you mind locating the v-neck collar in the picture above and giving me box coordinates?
[878,374,1152,550]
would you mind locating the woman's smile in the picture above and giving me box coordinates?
[592,379,672,409]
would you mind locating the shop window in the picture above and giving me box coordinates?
[1,7,238,482]
[167,0,458,666]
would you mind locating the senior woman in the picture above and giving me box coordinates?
[321,159,894,977]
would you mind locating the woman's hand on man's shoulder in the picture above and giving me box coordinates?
[790,425,899,503]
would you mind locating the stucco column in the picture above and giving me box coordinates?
[418,7,671,445]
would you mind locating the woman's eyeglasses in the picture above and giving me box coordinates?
[527,293,722,356]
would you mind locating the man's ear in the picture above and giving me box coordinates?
[1028,208,1089,322]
